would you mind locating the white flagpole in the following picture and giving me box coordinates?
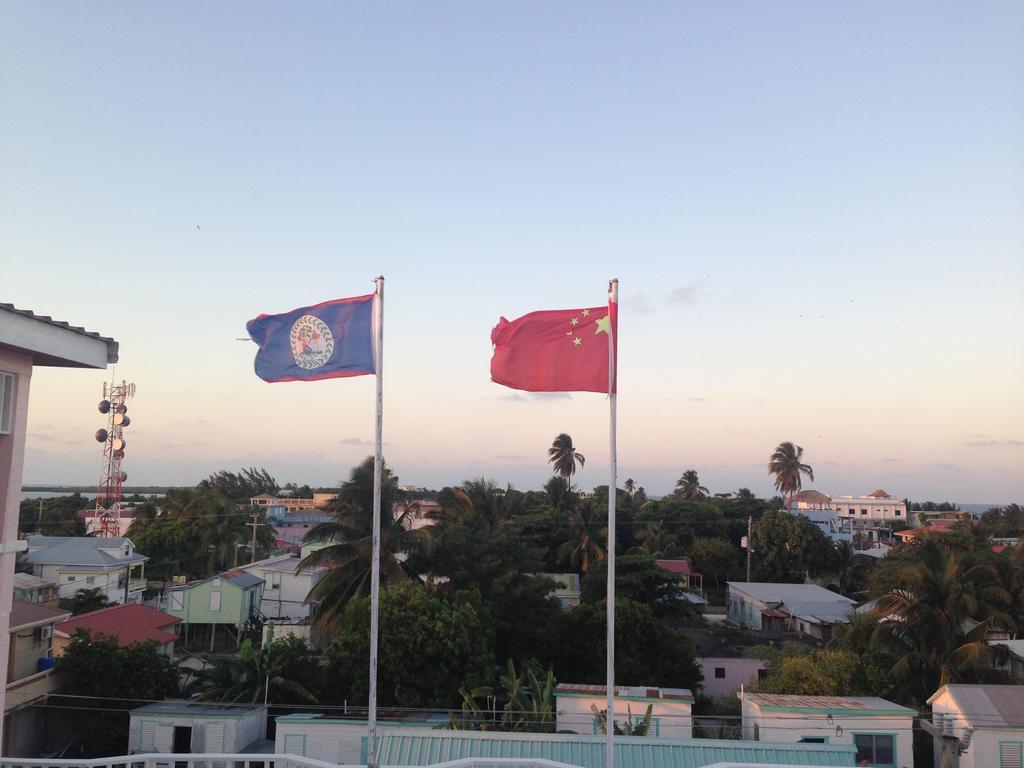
[368,275,385,768]
[605,278,618,768]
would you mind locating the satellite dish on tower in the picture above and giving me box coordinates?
[95,429,109,443]
[98,400,111,414]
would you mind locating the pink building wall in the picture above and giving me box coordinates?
[699,656,768,698]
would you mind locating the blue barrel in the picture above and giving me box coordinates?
[37,656,56,672]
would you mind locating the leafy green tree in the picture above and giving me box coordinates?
[828,541,872,598]
[688,537,740,588]
[581,553,691,620]
[198,467,279,502]
[751,509,836,582]
[548,433,585,480]
[543,475,577,514]
[326,581,494,708]
[756,649,886,696]
[674,470,709,501]
[426,482,562,664]
[300,458,431,623]
[450,660,556,733]
[69,587,109,615]
[635,520,678,557]
[55,633,180,755]
[549,599,702,690]
[193,635,319,704]
[768,442,814,504]
[19,494,88,536]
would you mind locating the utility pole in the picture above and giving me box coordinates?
[746,516,752,581]
[247,513,264,564]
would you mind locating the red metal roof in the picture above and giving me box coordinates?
[55,604,181,647]
[655,559,702,578]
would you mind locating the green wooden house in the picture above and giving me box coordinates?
[166,569,264,650]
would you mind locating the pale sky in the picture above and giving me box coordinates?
[4,3,1022,502]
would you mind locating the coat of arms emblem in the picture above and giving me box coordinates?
[290,315,335,370]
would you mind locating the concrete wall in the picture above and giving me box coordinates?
[741,700,912,768]
[699,657,767,698]
[7,625,53,682]
[727,587,765,629]
[240,559,322,620]
[555,693,692,739]
[959,727,1024,768]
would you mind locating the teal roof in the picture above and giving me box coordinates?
[371,731,855,768]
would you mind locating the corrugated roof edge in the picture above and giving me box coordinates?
[0,303,119,363]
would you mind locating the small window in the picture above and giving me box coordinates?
[1000,742,1023,768]
[861,510,868,515]
[854,733,895,766]
[0,372,13,434]
[800,737,826,743]
[895,510,901,516]
[67,576,76,583]
[714,667,726,679]
[210,591,222,611]
[757,668,768,680]
[86,576,95,584]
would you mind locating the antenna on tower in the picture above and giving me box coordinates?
[93,379,136,537]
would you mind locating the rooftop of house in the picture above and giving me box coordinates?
[0,303,118,367]
[13,572,55,590]
[132,700,267,718]
[9,600,71,631]
[791,489,832,504]
[726,582,856,606]
[176,568,265,590]
[742,693,914,715]
[655,559,702,578]
[992,639,1024,659]
[240,554,327,575]
[55,603,181,646]
[367,728,856,768]
[23,536,147,566]
[927,684,1024,727]
[555,684,694,702]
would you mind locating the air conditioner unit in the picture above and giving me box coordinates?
[0,373,13,435]
[37,625,52,640]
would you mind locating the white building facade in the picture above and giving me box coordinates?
[927,684,1024,768]
[741,692,914,768]
[554,684,693,739]
[238,554,326,620]
[22,536,147,606]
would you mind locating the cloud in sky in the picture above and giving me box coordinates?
[689,397,710,403]
[495,454,528,461]
[964,437,1024,447]
[667,283,700,306]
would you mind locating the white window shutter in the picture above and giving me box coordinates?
[140,721,157,751]
[1001,742,1023,768]
[205,722,225,753]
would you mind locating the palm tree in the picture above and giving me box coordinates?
[548,434,585,480]
[193,637,317,704]
[830,542,870,598]
[557,504,606,573]
[299,457,430,623]
[70,587,109,615]
[867,543,1013,703]
[636,520,677,558]
[768,442,814,505]
[674,470,709,501]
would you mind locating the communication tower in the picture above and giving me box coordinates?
[93,380,136,537]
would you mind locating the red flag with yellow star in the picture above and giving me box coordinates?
[490,303,617,393]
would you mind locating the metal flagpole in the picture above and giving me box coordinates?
[605,278,618,768]
[368,275,385,768]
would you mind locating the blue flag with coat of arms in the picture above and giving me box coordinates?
[246,295,376,382]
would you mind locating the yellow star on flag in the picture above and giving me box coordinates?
[581,309,591,317]
[573,336,582,347]
[570,317,579,326]
[594,314,612,336]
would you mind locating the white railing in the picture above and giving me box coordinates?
[0,756,586,768]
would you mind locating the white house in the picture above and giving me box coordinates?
[127,701,267,754]
[554,683,693,739]
[238,553,327,620]
[926,684,1024,768]
[740,692,915,768]
[790,489,907,540]
[22,535,147,605]
[727,582,855,641]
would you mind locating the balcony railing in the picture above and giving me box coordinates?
[4,670,60,710]
[0,755,586,768]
